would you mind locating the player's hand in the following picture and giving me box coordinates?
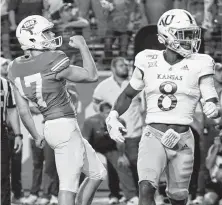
[69,35,87,49]
[201,100,219,119]
[35,136,46,149]
[14,136,23,154]
[105,111,127,143]
[118,154,130,169]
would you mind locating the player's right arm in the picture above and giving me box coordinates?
[106,52,146,143]
[12,85,45,148]
[56,35,98,83]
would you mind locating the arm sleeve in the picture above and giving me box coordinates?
[50,51,70,74]
[199,75,219,101]
[199,55,215,78]
[129,67,145,90]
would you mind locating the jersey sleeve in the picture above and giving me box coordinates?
[49,50,70,73]
[129,67,145,90]
[198,54,215,78]
[199,75,219,101]
[134,50,147,72]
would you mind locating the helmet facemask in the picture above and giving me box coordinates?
[166,27,201,58]
[38,26,62,50]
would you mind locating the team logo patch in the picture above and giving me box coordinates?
[148,61,157,68]
[181,144,188,150]
[21,19,37,34]
[146,54,158,60]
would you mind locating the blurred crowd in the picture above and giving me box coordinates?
[1,0,221,67]
[0,0,222,205]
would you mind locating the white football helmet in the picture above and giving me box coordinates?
[16,15,62,50]
[157,9,201,58]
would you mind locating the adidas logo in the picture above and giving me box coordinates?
[181,65,189,70]
[182,144,188,149]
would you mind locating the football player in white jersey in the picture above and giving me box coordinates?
[106,9,221,205]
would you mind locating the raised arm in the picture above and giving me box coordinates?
[56,35,98,83]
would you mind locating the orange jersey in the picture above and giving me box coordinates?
[8,50,76,121]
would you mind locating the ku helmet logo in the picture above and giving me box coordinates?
[159,15,175,26]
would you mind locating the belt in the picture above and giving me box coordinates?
[149,123,189,133]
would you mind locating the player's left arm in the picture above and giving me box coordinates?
[199,75,221,122]
[56,36,98,83]
[199,56,221,123]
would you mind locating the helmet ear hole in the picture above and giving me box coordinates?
[30,38,35,42]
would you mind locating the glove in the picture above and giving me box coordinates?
[202,101,219,119]
[105,110,127,143]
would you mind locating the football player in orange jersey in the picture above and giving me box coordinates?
[8,15,107,205]
[106,9,221,205]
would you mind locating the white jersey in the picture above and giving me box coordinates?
[130,49,215,125]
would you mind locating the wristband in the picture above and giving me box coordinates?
[15,134,23,139]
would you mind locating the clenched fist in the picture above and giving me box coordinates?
[203,101,219,119]
[35,136,46,149]
[69,35,87,49]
